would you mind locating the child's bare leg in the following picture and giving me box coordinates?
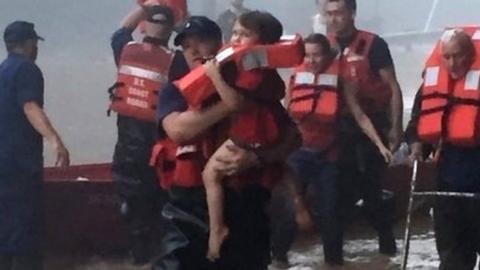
[203,140,233,261]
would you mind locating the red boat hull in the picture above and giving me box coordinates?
[43,162,436,252]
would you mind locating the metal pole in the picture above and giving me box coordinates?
[401,160,419,270]
[424,0,439,32]
[413,191,480,199]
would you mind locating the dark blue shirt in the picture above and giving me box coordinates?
[437,145,480,192]
[0,53,44,176]
[156,51,190,138]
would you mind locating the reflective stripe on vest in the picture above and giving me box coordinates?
[175,34,305,108]
[110,42,173,122]
[288,59,339,123]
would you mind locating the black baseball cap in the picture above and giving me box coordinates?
[173,16,222,46]
[4,21,44,44]
[146,5,175,26]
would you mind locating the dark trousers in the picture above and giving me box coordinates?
[270,149,343,265]
[155,185,272,270]
[112,172,167,264]
[434,179,480,270]
[338,136,394,239]
[0,253,43,270]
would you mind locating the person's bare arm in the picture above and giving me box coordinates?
[204,59,246,111]
[120,0,158,30]
[379,65,404,152]
[162,102,233,144]
[343,81,392,163]
[23,102,70,167]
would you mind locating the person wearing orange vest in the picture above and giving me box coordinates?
[154,15,301,270]
[406,28,480,270]
[110,1,175,265]
[270,33,392,269]
[199,11,290,262]
[325,0,403,256]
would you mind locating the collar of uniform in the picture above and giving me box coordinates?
[335,28,359,50]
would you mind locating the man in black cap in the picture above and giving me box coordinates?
[154,16,301,270]
[110,1,175,265]
[0,21,70,270]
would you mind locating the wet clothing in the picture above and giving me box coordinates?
[111,27,167,264]
[407,87,480,269]
[154,186,271,270]
[0,53,45,257]
[111,27,158,178]
[335,30,396,252]
[271,148,343,265]
[0,53,44,176]
[155,50,297,269]
[433,180,480,270]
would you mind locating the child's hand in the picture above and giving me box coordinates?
[379,145,393,164]
[204,59,222,81]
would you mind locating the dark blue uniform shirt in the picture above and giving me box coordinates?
[0,53,44,253]
[0,53,44,176]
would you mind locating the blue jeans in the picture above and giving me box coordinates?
[270,148,343,265]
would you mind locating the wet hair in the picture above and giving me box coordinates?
[327,0,356,12]
[237,11,283,44]
[304,33,332,56]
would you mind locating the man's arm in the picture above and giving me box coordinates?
[23,102,69,167]
[120,5,148,30]
[379,65,404,152]
[406,86,430,162]
[370,36,404,152]
[204,59,246,111]
[111,1,157,65]
[162,102,233,143]
[343,81,392,162]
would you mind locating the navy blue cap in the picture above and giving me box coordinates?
[174,16,222,46]
[4,21,44,44]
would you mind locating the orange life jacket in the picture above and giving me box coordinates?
[175,34,304,108]
[109,42,173,122]
[150,139,207,189]
[288,59,339,123]
[331,30,392,114]
[418,26,480,146]
[137,0,188,32]
[288,61,339,159]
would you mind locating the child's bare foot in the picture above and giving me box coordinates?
[207,226,230,262]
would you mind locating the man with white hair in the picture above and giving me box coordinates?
[406,28,480,270]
